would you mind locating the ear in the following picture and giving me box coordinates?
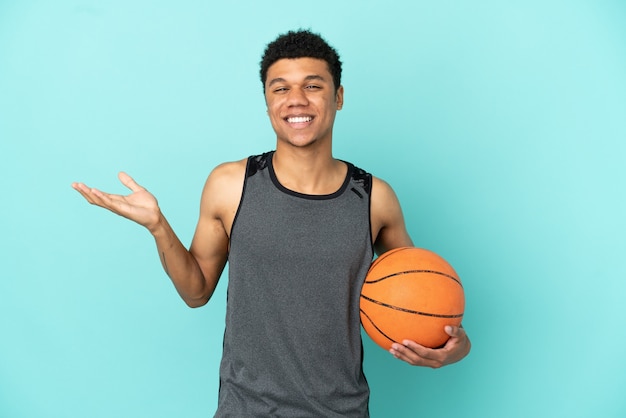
[336,85,344,110]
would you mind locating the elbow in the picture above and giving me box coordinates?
[176,271,219,308]
[183,295,210,308]
[181,288,214,308]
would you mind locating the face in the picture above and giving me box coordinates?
[264,57,344,149]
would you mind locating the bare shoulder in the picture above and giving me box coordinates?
[188,159,248,285]
[370,176,401,225]
[371,176,396,202]
[206,158,248,188]
[370,175,413,254]
[200,158,247,229]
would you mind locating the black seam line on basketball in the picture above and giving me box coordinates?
[361,295,464,318]
[366,269,462,287]
[360,309,398,344]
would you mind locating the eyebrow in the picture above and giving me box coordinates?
[268,74,327,87]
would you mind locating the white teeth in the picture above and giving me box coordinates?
[287,116,312,123]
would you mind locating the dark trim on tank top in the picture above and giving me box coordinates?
[228,157,255,241]
[368,192,374,257]
[267,151,354,200]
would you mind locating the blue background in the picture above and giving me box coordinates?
[1,1,625,417]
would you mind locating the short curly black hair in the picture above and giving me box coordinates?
[260,29,342,92]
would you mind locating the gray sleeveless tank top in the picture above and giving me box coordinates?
[215,151,373,417]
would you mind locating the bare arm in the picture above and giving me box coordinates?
[186,160,246,305]
[72,163,245,308]
[370,176,414,254]
[370,176,471,366]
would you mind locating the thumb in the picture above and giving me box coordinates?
[118,171,144,193]
[445,325,463,338]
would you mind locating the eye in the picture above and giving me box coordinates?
[305,85,322,90]
[273,87,288,93]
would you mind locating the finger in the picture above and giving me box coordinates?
[390,342,443,368]
[71,182,90,194]
[72,182,99,204]
[444,325,466,340]
[401,340,446,363]
[400,340,432,357]
[389,343,417,364]
[73,183,121,210]
[118,171,144,193]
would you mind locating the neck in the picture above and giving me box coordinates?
[272,146,346,195]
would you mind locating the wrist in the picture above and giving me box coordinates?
[148,212,169,237]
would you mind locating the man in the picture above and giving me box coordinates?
[72,29,470,417]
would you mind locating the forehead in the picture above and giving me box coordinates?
[266,57,332,84]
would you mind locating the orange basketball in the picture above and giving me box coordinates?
[360,247,464,350]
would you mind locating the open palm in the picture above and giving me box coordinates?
[72,172,161,230]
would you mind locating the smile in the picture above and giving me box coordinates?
[286,116,313,123]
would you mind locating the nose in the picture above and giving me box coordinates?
[286,87,309,107]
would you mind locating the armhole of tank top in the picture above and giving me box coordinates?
[347,163,375,256]
[229,156,254,240]
[366,173,375,256]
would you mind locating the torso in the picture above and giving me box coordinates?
[215,151,373,417]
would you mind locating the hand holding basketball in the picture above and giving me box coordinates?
[360,247,465,349]
[359,246,471,366]
[389,325,471,368]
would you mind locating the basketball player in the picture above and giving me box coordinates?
[72,30,470,417]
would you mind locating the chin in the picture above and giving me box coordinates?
[279,136,319,148]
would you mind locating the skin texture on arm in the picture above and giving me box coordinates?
[71,162,245,308]
[370,176,471,367]
[370,176,414,255]
[71,172,209,306]
[186,159,247,306]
